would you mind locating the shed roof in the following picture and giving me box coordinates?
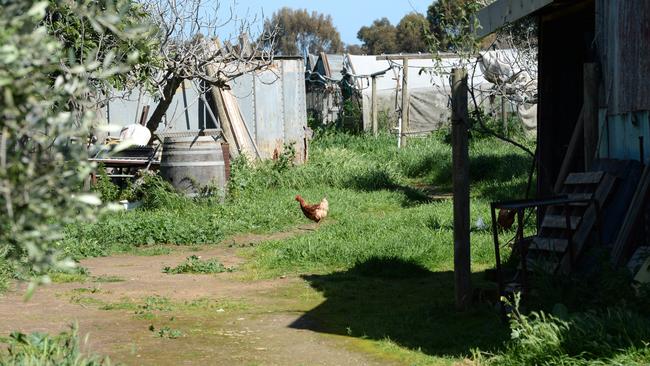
[314,53,346,81]
[477,0,553,37]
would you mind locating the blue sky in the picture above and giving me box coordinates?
[222,0,434,45]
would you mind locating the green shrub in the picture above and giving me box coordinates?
[0,258,13,293]
[162,255,232,274]
[475,295,650,365]
[0,325,110,365]
[92,165,120,203]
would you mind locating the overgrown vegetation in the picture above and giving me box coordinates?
[15,126,650,364]
[162,255,232,274]
[0,325,110,365]
[475,295,650,365]
[0,0,153,291]
[60,129,532,261]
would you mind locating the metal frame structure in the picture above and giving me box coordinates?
[489,195,602,318]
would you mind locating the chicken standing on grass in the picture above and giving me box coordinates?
[497,208,517,231]
[295,195,329,223]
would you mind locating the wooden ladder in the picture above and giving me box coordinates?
[525,171,616,275]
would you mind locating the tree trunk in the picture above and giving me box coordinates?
[146,76,183,134]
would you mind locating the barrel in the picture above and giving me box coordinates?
[160,136,226,195]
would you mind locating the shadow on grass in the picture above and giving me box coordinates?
[291,257,508,358]
[345,170,448,207]
[343,151,531,207]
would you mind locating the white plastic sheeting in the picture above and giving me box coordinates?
[479,49,537,134]
[343,50,537,134]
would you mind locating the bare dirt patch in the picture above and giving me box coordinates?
[0,225,396,366]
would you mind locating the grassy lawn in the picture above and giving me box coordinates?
[5,129,650,365]
[55,130,531,364]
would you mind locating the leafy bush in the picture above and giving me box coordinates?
[0,325,110,365]
[474,295,650,365]
[150,325,183,339]
[0,258,13,293]
[92,165,120,203]
[0,0,155,284]
[163,255,232,274]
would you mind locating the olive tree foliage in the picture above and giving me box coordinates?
[143,0,279,133]
[261,7,343,56]
[357,18,398,55]
[44,0,160,92]
[0,1,151,290]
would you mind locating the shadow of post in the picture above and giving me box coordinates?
[291,257,508,358]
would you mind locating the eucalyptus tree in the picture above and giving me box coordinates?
[261,7,343,56]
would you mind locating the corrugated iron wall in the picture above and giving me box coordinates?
[230,58,307,161]
[104,58,308,161]
[596,0,650,163]
[105,81,206,136]
[597,0,650,115]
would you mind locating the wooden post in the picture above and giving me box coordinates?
[139,105,150,126]
[400,58,409,148]
[501,95,507,134]
[583,63,598,170]
[451,68,471,310]
[371,75,378,136]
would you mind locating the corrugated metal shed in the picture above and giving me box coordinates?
[476,0,554,37]
[597,0,650,115]
[103,58,307,161]
[594,1,650,163]
[229,57,308,160]
[314,53,346,81]
[477,0,650,187]
[105,80,209,136]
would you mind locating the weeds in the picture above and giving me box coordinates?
[149,325,183,339]
[48,266,90,284]
[162,255,232,274]
[0,258,13,293]
[474,294,650,365]
[0,325,110,365]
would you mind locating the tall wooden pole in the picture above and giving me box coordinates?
[451,68,471,310]
[501,94,508,134]
[400,58,409,148]
[371,75,378,136]
[583,63,598,170]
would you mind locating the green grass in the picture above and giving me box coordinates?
[474,295,650,365]
[59,130,533,262]
[53,129,650,364]
[162,255,232,274]
[0,325,110,365]
[48,266,90,284]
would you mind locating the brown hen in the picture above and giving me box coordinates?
[497,208,517,231]
[295,195,329,223]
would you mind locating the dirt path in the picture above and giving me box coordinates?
[0,225,397,366]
